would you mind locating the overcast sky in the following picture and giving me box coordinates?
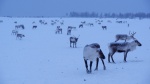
[0,0,150,17]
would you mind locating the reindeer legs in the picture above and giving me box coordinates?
[101,58,106,70]
[108,53,111,63]
[108,52,115,63]
[124,50,129,62]
[84,59,89,73]
[84,59,92,73]
[89,61,93,73]
[95,58,99,71]
[111,55,115,63]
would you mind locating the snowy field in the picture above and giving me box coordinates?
[0,17,150,84]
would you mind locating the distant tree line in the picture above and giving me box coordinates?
[68,12,150,18]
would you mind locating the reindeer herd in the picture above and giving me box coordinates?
[8,18,142,74]
[83,31,142,74]
[11,24,25,40]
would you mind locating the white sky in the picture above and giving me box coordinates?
[0,0,150,17]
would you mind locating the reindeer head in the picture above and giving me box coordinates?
[75,35,80,42]
[133,38,142,46]
[129,31,136,39]
[75,38,78,42]
[22,34,25,37]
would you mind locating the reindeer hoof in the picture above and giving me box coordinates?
[86,70,91,74]
[94,68,98,71]
[104,67,106,70]
[124,61,127,63]
[113,62,116,64]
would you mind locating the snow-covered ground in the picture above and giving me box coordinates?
[0,17,150,84]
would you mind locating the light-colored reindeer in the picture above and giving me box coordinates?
[11,30,18,35]
[115,31,136,42]
[55,26,62,34]
[83,43,106,74]
[67,27,72,35]
[108,38,142,63]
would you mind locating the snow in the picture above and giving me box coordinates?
[0,17,150,84]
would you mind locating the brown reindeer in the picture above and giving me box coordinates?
[108,38,142,63]
[69,36,79,48]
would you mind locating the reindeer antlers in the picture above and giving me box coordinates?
[72,35,80,38]
[129,31,136,36]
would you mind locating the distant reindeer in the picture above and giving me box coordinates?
[108,38,142,63]
[88,23,94,26]
[51,22,56,25]
[128,24,130,27]
[14,21,17,24]
[115,31,136,42]
[68,26,76,30]
[81,21,86,24]
[95,19,100,23]
[79,24,83,28]
[16,34,25,40]
[60,22,64,25]
[55,26,62,34]
[116,21,122,23]
[67,27,72,35]
[83,43,106,74]
[69,36,79,48]
[102,26,107,30]
[32,25,37,29]
[32,21,35,24]
[98,22,101,25]
[11,30,18,35]
[107,20,112,23]
[15,24,25,29]
[39,20,47,25]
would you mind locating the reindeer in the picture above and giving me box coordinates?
[51,22,56,25]
[95,19,100,23]
[81,21,86,24]
[98,22,101,25]
[79,24,83,28]
[68,26,76,30]
[32,21,35,24]
[108,38,142,63]
[60,22,64,25]
[88,23,94,26]
[32,25,37,29]
[39,20,47,25]
[102,26,107,30]
[16,34,25,40]
[107,20,112,23]
[116,21,122,23]
[67,27,72,35]
[83,43,106,74]
[128,24,130,27]
[15,25,25,29]
[14,21,17,24]
[55,26,62,34]
[11,30,18,35]
[69,36,79,48]
[115,31,136,42]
